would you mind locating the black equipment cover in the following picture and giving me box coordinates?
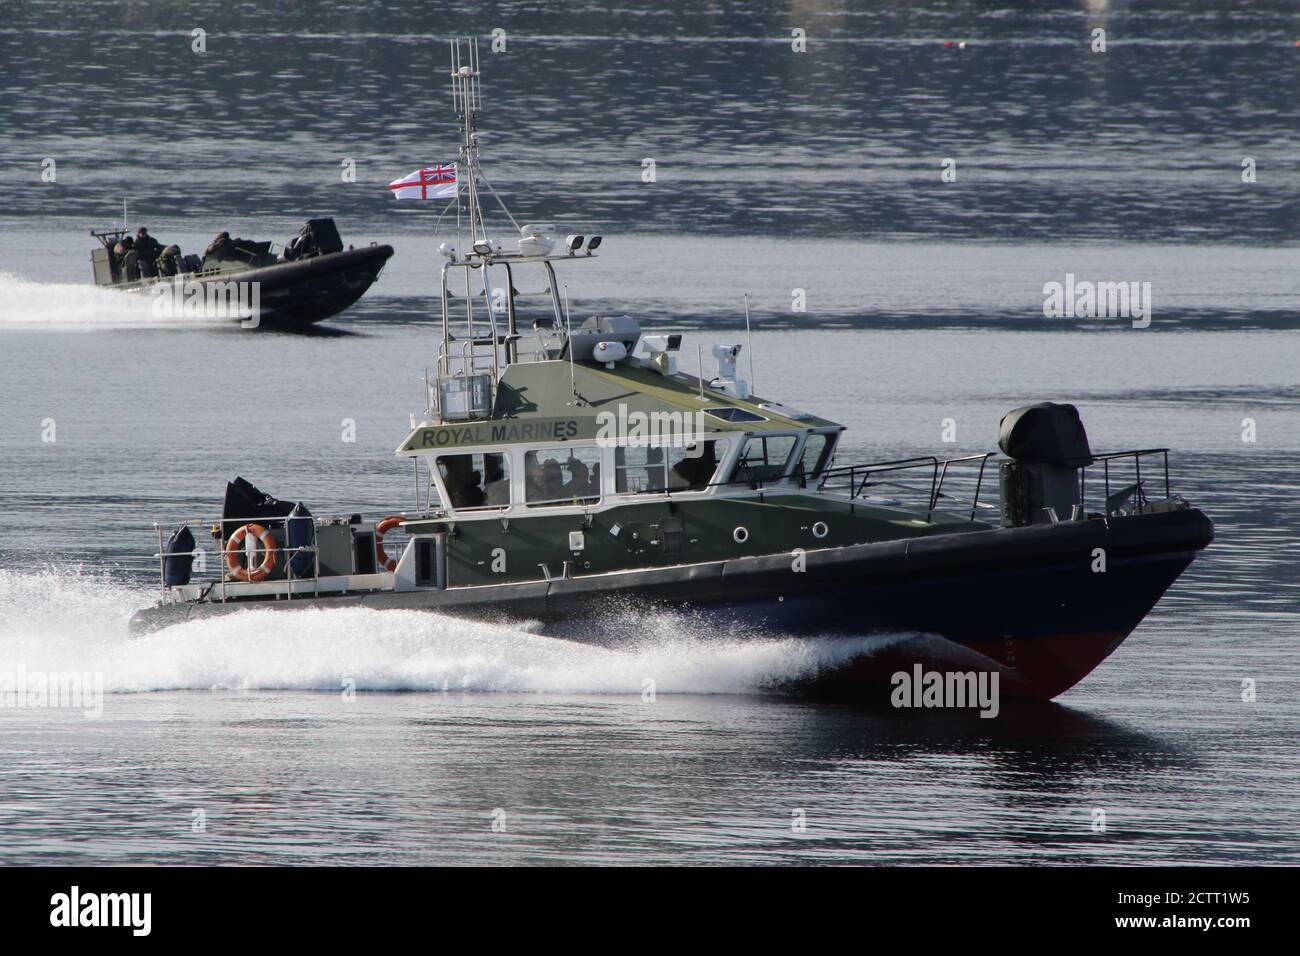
[997,403,1094,467]
[163,525,196,586]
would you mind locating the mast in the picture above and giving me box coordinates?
[449,37,485,247]
[433,37,597,420]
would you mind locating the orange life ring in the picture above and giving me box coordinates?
[226,522,278,582]
[374,515,406,572]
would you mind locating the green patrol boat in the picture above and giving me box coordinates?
[129,39,1213,699]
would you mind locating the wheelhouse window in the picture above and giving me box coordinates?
[668,440,726,491]
[794,432,836,483]
[524,446,601,507]
[437,452,510,510]
[614,445,665,495]
[616,440,727,495]
[729,434,798,484]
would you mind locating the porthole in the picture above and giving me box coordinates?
[812,521,829,539]
[733,526,749,544]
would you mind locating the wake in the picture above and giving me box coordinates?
[0,568,916,696]
[0,272,231,329]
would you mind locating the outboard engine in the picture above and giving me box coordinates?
[997,402,1094,527]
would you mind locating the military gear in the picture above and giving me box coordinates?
[204,231,232,258]
[158,245,182,277]
[134,229,164,278]
[120,249,140,282]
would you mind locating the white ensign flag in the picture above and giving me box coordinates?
[388,165,457,200]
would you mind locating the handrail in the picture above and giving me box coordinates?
[701,451,998,522]
[815,453,996,521]
[1081,448,1170,515]
[151,512,409,603]
[434,256,572,416]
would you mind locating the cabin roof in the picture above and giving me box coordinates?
[397,359,842,454]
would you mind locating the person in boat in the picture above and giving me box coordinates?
[135,227,164,278]
[115,236,140,282]
[542,459,565,502]
[283,222,317,261]
[483,455,510,506]
[204,231,234,260]
[524,452,547,503]
[670,443,718,491]
[561,457,596,501]
[438,456,486,508]
[157,244,183,277]
[461,470,486,508]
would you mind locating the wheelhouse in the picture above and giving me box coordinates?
[408,422,846,520]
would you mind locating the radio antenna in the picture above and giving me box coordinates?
[743,293,755,392]
[563,284,577,402]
